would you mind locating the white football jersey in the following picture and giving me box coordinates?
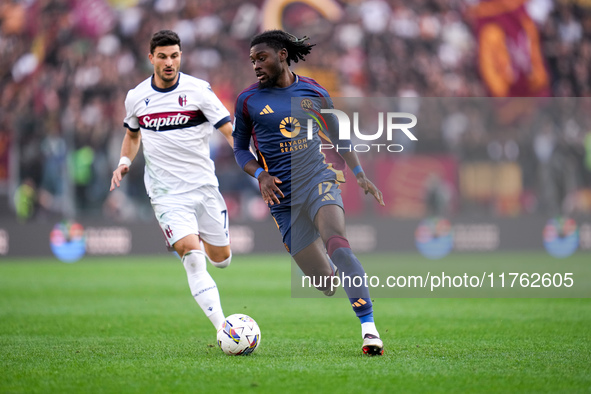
[123,72,231,197]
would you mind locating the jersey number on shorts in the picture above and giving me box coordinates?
[221,209,229,239]
[221,209,227,228]
[318,182,336,201]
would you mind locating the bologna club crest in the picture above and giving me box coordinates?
[164,224,173,239]
[178,94,187,107]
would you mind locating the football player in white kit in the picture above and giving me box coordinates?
[110,30,233,331]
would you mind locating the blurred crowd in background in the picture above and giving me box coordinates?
[1,0,591,224]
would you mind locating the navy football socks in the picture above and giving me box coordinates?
[326,235,373,318]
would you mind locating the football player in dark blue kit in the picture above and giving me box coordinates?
[233,30,384,355]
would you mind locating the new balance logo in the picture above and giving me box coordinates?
[259,105,274,115]
[321,194,335,202]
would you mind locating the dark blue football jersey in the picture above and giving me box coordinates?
[233,74,345,204]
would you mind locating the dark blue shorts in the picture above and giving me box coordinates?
[271,180,343,256]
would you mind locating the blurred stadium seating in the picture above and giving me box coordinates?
[1,0,590,224]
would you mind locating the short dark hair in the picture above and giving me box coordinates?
[150,30,181,54]
[250,30,315,65]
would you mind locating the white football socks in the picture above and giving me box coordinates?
[361,322,379,338]
[182,249,225,329]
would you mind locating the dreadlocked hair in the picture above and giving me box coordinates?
[250,30,315,65]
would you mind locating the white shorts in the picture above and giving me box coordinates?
[151,185,230,251]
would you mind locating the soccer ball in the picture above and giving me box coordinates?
[216,314,261,355]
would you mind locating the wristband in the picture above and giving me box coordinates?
[352,165,363,176]
[118,156,132,167]
[254,168,264,179]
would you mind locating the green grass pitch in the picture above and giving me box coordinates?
[1,253,590,393]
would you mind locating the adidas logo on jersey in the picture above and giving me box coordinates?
[259,105,274,115]
[321,194,335,202]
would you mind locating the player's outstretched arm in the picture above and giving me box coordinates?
[340,151,384,206]
[355,172,384,206]
[110,129,141,191]
[322,110,384,205]
[217,122,234,148]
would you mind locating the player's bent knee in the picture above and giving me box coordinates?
[209,252,231,269]
[182,250,207,275]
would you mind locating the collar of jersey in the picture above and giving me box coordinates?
[279,73,298,89]
[151,73,181,93]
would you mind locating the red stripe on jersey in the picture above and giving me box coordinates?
[241,91,258,152]
[299,76,324,89]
